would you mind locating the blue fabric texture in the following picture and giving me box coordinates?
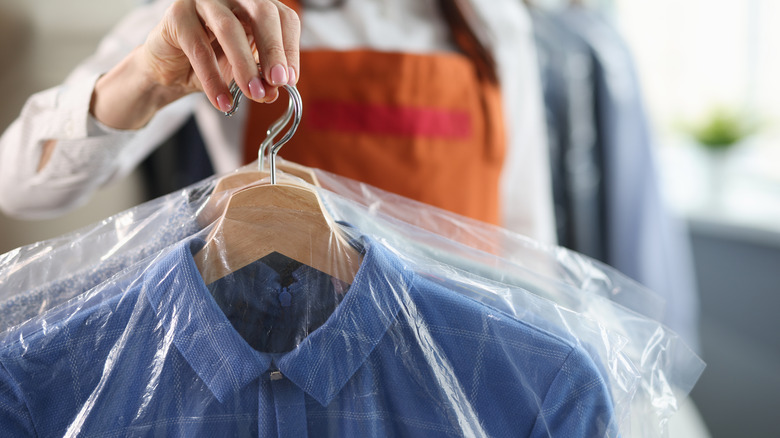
[0,200,199,332]
[0,237,615,437]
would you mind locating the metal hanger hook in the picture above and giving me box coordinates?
[259,92,295,172]
[223,76,302,185]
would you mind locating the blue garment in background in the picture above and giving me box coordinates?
[0,237,615,437]
[554,9,700,351]
[530,9,605,261]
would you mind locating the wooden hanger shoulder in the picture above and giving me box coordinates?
[194,183,362,286]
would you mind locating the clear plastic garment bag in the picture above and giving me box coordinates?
[0,85,703,437]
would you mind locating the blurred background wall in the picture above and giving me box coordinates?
[1,0,779,436]
[0,0,143,251]
[617,1,780,436]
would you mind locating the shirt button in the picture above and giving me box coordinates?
[278,287,292,307]
[270,370,284,381]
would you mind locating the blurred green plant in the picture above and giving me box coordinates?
[686,108,759,151]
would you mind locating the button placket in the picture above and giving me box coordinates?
[270,369,308,438]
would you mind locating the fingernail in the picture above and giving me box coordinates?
[249,77,265,100]
[287,67,296,85]
[216,93,232,113]
[269,64,288,86]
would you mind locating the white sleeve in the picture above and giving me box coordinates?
[0,0,195,219]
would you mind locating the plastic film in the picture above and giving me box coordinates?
[0,234,619,436]
[0,164,704,436]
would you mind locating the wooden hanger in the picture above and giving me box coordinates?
[194,84,362,285]
[194,181,362,285]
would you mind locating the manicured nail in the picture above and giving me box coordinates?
[287,67,296,85]
[216,93,232,113]
[269,64,288,86]
[249,77,265,100]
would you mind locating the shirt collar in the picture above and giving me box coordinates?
[143,236,414,406]
[143,238,270,403]
[275,236,414,406]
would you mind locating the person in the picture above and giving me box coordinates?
[0,0,556,244]
[0,8,707,432]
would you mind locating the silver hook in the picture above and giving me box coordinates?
[224,77,302,185]
[259,94,295,172]
[268,85,302,185]
[223,81,243,117]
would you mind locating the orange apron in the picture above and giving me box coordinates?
[243,1,505,224]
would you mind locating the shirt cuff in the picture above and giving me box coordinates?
[55,73,143,139]
[86,112,137,137]
[52,73,103,140]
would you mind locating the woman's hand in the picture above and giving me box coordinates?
[145,0,299,111]
[90,0,300,130]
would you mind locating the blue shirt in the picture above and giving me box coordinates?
[554,9,700,351]
[0,237,615,437]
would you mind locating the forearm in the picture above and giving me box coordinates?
[0,72,194,219]
[0,0,300,218]
[34,31,190,178]
[91,45,187,131]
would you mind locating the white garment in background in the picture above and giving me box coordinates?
[0,0,555,245]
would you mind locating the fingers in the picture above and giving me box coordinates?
[199,0,299,108]
[162,0,300,113]
[196,1,266,104]
[240,0,300,93]
[276,1,301,85]
[253,0,301,87]
[167,0,233,112]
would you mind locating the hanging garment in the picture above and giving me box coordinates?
[0,161,705,436]
[139,115,216,199]
[529,8,605,259]
[0,236,617,437]
[0,160,663,337]
[242,0,505,225]
[550,8,701,351]
[309,165,702,437]
[0,83,703,436]
[0,196,200,331]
